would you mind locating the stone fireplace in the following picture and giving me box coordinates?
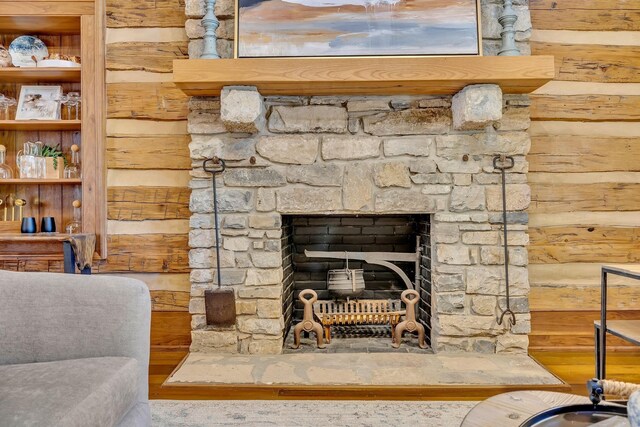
[182,0,538,357]
[187,85,532,355]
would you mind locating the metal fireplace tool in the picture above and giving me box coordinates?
[494,154,516,328]
[203,157,237,327]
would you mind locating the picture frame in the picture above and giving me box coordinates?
[235,0,481,58]
[15,85,62,121]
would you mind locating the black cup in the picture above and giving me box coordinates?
[41,217,56,233]
[21,217,37,234]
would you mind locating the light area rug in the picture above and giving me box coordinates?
[151,400,478,427]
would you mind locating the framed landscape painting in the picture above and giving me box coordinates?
[235,0,481,58]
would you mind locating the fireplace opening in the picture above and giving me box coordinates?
[281,215,432,352]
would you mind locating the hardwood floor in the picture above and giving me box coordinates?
[148,347,640,400]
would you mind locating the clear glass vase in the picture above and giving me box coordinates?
[0,144,13,179]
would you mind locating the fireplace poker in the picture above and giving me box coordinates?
[494,155,516,328]
[202,157,236,327]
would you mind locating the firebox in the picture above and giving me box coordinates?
[280,215,432,350]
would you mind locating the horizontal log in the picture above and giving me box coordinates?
[529,135,640,172]
[0,2,94,15]
[530,310,640,350]
[151,311,191,347]
[531,42,640,83]
[107,0,186,28]
[530,263,640,286]
[531,94,640,121]
[530,285,640,311]
[108,187,191,220]
[529,226,640,264]
[94,234,190,273]
[107,135,191,170]
[150,290,189,311]
[107,82,189,121]
[530,183,640,213]
[0,260,64,272]
[107,41,188,73]
[531,4,640,31]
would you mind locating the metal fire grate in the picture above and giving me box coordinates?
[313,299,405,343]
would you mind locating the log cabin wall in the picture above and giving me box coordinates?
[103,0,191,349]
[528,0,640,351]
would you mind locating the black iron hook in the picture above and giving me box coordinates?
[203,157,226,174]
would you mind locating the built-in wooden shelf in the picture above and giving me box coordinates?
[0,67,81,83]
[0,179,82,185]
[173,56,556,96]
[0,120,81,131]
[0,233,74,243]
[0,16,81,34]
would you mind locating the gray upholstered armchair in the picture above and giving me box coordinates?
[0,270,151,427]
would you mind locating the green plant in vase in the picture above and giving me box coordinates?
[41,144,68,179]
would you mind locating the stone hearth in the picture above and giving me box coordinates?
[187,84,532,355]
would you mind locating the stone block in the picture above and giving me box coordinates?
[363,108,451,136]
[343,164,373,211]
[220,86,265,133]
[496,334,529,354]
[221,137,257,161]
[383,137,433,157]
[452,84,502,131]
[191,314,206,330]
[190,330,238,352]
[373,162,411,188]
[223,168,286,187]
[374,190,436,213]
[238,286,283,299]
[223,237,250,251]
[236,299,257,315]
[287,164,343,187]
[453,174,472,186]
[246,268,283,286]
[256,135,319,164]
[256,188,276,212]
[432,223,459,243]
[484,132,531,155]
[189,248,235,269]
[190,213,216,229]
[471,295,497,316]
[276,187,342,213]
[449,186,486,212]
[419,97,451,108]
[188,110,226,134]
[480,246,504,265]
[436,244,472,265]
[189,297,205,314]
[347,99,391,112]
[472,339,497,354]
[421,185,452,195]
[322,136,381,160]
[250,251,282,268]
[436,315,500,337]
[269,106,348,133]
[185,0,205,17]
[189,135,223,160]
[223,215,247,229]
[249,213,282,230]
[190,189,253,213]
[434,212,489,223]
[436,157,482,174]
[509,247,528,267]
[486,184,530,211]
[434,274,465,292]
[257,300,283,318]
[466,266,502,295]
[237,317,283,335]
[189,229,215,248]
[191,268,213,283]
[408,159,438,174]
[249,338,283,354]
[498,296,529,314]
[462,231,499,245]
[436,293,465,314]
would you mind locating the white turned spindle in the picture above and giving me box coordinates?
[498,0,520,56]
[201,0,220,59]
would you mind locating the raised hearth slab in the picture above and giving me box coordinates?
[165,353,566,397]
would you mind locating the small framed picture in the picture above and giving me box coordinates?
[15,85,62,121]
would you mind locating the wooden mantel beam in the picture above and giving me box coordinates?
[173,56,555,96]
